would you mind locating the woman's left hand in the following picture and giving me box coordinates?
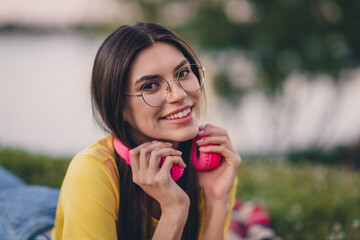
[196,124,241,201]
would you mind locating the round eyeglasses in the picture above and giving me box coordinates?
[125,64,205,107]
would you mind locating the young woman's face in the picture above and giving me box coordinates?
[123,42,202,145]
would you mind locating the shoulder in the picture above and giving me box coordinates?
[60,135,119,204]
[53,136,120,239]
[76,135,117,166]
[72,135,118,181]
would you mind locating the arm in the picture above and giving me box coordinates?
[152,202,189,240]
[129,141,190,240]
[202,197,230,240]
[196,124,241,240]
[201,177,238,240]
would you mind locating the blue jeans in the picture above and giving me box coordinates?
[0,166,59,240]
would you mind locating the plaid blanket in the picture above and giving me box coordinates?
[228,200,278,240]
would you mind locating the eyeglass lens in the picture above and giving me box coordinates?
[141,64,204,107]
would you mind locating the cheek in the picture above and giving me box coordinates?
[192,92,202,110]
[125,103,159,128]
[123,100,142,126]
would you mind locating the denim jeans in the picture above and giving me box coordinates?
[0,166,59,240]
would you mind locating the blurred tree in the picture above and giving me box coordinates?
[132,0,360,98]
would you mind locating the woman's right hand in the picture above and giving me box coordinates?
[129,141,189,212]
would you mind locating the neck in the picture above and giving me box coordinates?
[127,126,181,149]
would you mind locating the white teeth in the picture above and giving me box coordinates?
[166,108,191,120]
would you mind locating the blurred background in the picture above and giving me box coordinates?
[0,0,359,239]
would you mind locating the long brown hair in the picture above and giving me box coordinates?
[91,22,203,239]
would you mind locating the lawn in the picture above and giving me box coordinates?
[0,149,359,240]
[237,160,360,240]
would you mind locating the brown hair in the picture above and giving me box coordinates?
[91,22,202,239]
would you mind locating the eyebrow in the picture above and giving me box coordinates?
[134,59,189,86]
[173,59,189,72]
[134,75,160,86]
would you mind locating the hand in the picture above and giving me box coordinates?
[196,124,241,201]
[129,141,190,211]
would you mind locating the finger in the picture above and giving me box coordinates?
[148,148,184,172]
[196,135,229,147]
[138,141,173,170]
[200,123,223,130]
[198,124,229,138]
[199,123,218,130]
[199,145,241,166]
[129,142,152,172]
[159,156,186,174]
[196,135,235,155]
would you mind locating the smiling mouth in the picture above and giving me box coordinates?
[165,107,192,120]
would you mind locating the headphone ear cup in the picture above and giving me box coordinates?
[114,137,184,181]
[191,136,221,171]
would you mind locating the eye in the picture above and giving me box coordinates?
[177,67,191,79]
[142,80,161,93]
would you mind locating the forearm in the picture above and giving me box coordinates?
[201,196,230,240]
[152,205,189,240]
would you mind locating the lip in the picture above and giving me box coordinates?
[161,105,193,118]
[160,105,194,125]
[161,109,193,125]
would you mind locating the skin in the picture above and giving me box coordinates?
[123,42,201,146]
[123,42,241,240]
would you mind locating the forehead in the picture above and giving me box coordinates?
[128,42,187,82]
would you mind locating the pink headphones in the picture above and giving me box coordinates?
[113,136,221,181]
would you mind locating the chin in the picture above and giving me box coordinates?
[169,127,199,142]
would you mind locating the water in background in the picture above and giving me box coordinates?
[0,32,106,156]
[1,32,359,157]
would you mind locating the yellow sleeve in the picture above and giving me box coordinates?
[52,156,118,240]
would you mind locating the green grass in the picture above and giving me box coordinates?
[0,148,70,187]
[1,149,359,239]
[237,160,360,240]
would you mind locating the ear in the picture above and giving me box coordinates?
[122,104,132,123]
[122,108,129,123]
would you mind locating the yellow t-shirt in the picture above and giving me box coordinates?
[52,135,238,239]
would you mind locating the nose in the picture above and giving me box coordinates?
[167,80,186,103]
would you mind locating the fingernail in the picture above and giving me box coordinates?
[176,150,182,154]
[199,146,206,151]
[196,138,204,143]
[151,140,158,143]
[199,125,205,129]
[165,142,172,146]
[198,130,205,135]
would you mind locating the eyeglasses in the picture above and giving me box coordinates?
[125,64,205,107]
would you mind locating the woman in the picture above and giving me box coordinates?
[52,22,241,240]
